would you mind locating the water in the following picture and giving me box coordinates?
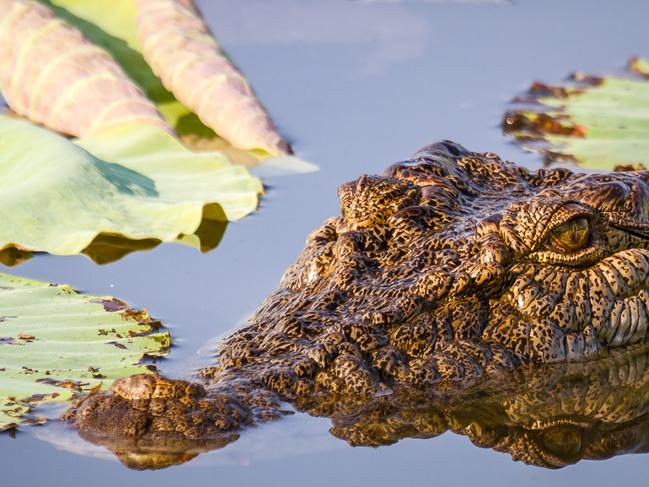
[3,0,649,485]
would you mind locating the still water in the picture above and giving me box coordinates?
[3,0,649,485]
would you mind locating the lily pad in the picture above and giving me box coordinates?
[503,57,649,170]
[0,115,261,260]
[0,272,170,431]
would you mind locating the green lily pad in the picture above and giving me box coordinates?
[503,57,649,170]
[0,272,170,431]
[0,115,261,261]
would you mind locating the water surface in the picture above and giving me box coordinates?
[3,0,649,485]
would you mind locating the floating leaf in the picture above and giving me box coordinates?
[503,58,649,170]
[0,272,170,431]
[629,56,649,77]
[0,0,311,262]
[41,0,297,162]
[0,115,261,259]
[135,0,291,155]
[0,0,168,137]
[1,0,310,171]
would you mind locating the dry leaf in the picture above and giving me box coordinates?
[0,0,168,137]
[135,0,291,155]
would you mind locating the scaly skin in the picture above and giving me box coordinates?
[65,141,649,468]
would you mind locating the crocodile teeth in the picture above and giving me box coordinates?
[625,298,641,344]
[606,301,624,346]
[617,302,632,344]
[635,294,649,342]
[611,301,630,347]
[604,298,649,348]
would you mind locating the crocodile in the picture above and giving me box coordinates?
[64,141,649,469]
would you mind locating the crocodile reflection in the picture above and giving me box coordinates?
[323,344,649,469]
[76,429,238,470]
[75,344,649,470]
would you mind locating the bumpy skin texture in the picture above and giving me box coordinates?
[66,141,649,468]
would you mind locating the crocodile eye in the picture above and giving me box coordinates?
[549,217,590,253]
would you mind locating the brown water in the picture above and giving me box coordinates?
[3,0,649,485]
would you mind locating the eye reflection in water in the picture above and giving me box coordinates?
[71,343,649,470]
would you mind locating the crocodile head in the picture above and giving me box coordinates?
[260,140,649,375]
[66,141,649,468]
